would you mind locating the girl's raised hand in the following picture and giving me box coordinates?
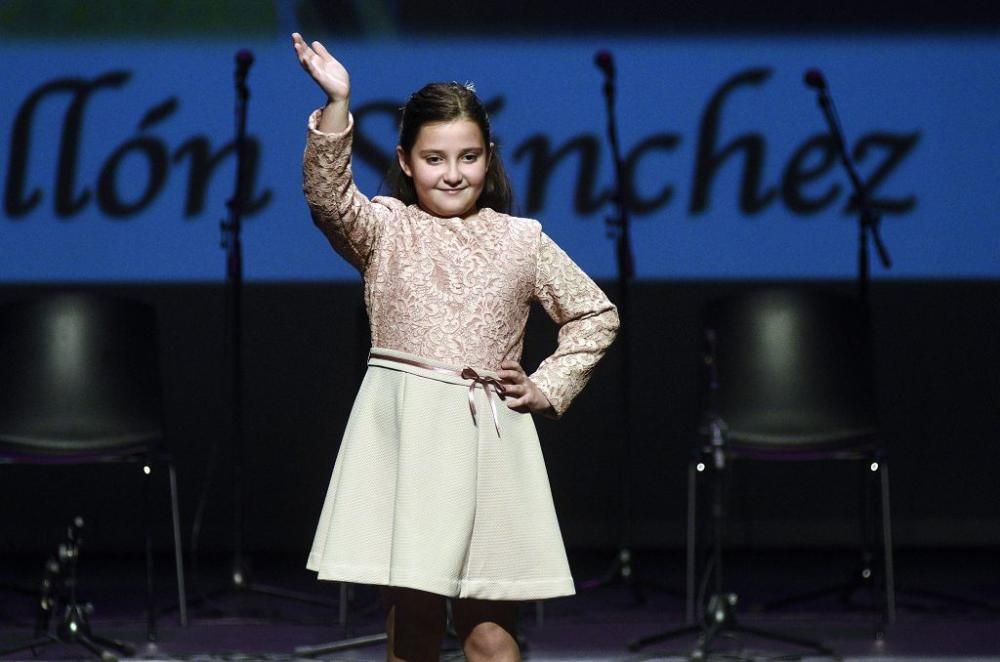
[292,33,350,104]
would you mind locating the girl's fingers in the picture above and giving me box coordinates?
[498,370,521,383]
[298,53,315,75]
[312,40,334,62]
[498,362,534,409]
[292,34,325,65]
[291,37,315,67]
[292,33,311,56]
[498,362,525,383]
[504,391,528,408]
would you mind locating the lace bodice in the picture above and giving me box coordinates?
[302,111,618,416]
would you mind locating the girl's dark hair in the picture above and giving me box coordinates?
[385,82,513,215]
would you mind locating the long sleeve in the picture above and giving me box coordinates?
[303,110,393,273]
[529,233,619,418]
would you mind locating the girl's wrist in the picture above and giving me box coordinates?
[316,95,350,133]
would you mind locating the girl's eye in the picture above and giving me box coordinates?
[462,153,480,162]
[426,156,443,164]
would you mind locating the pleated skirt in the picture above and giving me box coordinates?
[306,347,575,601]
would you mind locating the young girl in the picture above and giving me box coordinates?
[292,34,619,662]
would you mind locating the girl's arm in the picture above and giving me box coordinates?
[529,233,620,418]
[294,34,390,272]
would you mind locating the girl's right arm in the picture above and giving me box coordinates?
[294,34,390,272]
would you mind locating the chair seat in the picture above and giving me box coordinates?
[0,432,160,463]
[726,426,879,459]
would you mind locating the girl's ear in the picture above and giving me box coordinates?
[396,146,413,177]
[488,142,496,168]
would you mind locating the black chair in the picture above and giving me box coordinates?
[686,287,895,626]
[0,293,187,646]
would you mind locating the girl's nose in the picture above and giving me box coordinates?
[443,161,463,185]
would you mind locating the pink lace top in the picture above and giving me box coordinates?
[302,111,619,417]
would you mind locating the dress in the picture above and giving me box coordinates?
[302,110,619,601]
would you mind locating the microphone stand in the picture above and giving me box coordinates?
[806,70,892,308]
[804,71,996,621]
[577,51,646,604]
[222,46,251,602]
[190,50,338,618]
[795,72,897,620]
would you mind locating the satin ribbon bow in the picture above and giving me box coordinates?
[460,367,507,437]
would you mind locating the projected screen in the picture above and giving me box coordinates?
[2,36,998,281]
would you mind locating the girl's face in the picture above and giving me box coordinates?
[397,119,490,219]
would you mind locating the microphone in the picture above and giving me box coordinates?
[594,50,615,80]
[235,49,254,87]
[803,68,827,91]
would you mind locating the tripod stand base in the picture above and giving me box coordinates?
[185,562,342,618]
[1,628,135,661]
[630,593,836,659]
[628,622,701,653]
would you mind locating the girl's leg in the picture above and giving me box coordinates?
[383,587,447,662]
[452,598,520,662]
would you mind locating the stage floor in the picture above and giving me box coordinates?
[1,549,997,661]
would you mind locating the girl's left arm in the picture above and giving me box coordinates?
[529,232,620,418]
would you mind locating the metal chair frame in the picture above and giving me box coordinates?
[685,287,896,628]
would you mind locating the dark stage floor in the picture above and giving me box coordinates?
[1,549,998,661]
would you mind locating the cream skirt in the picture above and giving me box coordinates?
[306,347,575,601]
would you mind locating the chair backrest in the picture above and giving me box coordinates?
[705,288,879,454]
[0,293,164,463]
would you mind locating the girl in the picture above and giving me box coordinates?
[292,34,619,662]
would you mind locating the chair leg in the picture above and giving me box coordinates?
[860,458,874,581]
[879,459,896,626]
[143,464,157,642]
[168,463,188,627]
[685,459,698,625]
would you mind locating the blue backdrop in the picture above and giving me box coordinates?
[2,36,998,281]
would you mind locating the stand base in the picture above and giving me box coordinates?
[184,564,342,618]
[757,559,883,614]
[756,569,963,628]
[1,615,136,661]
[630,593,836,659]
